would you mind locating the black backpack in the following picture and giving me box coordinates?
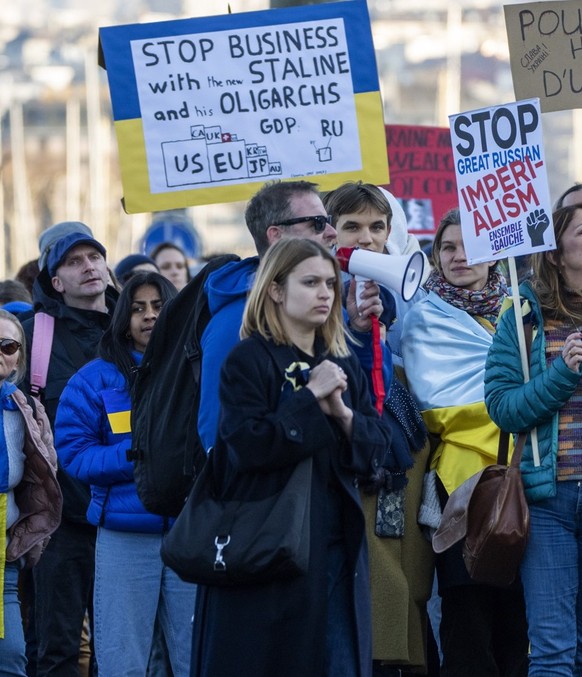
[128,253,241,516]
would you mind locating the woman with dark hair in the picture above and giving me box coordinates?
[191,238,391,677]
[401,208,529,676]
[54,272,196,676]
[486,205,582,675]
[150,242,191,291]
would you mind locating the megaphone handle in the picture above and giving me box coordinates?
[354,275,369,310]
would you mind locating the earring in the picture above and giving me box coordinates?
[125,331,132,339]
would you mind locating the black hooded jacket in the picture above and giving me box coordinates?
[21,267,119,524]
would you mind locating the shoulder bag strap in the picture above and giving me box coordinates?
[496,318,533,467]
[30,312,55,400]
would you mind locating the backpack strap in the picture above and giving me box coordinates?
[30,312,55,401]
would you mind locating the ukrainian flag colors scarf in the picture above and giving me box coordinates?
[0,380,18,638]
[402,292,508,494]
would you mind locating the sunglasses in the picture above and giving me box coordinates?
[0,338,21,356]
[276,215,333,234]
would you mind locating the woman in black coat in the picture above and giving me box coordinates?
[191,238,392,677]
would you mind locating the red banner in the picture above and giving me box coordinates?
[383,124,458,237]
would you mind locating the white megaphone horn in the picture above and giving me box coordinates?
[336,247,425,302]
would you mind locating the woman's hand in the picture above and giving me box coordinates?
[307,361,354,437]
[562,331,582,374]
[306,360,347,400]
[319,388,354,437]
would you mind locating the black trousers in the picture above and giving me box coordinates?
[439,584,529,677]
[30,520,96,676]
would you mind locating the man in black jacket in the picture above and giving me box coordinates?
[22,231,118,676]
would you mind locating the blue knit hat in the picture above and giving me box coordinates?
[47,232,106,277]
[114,254,158,284]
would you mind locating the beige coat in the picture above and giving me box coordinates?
[363,438,435,672]
[6,389,62,567]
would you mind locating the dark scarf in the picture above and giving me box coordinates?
[425,268,508,327]
[382,379,428,490]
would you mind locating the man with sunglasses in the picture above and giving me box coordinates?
[20,230,118,677]
[197,179,386,461]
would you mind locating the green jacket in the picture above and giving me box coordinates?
[484,281,581,502]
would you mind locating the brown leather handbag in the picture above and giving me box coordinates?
[433,431,530,587]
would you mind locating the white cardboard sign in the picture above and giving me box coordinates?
[449,98,555,264]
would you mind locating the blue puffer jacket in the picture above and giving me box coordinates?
[484,281,582,503]
[55,356,169,532]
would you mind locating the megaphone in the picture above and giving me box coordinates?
[336,247,425,302]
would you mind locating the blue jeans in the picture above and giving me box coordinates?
[427,572,443,664]
[521,481,582,676]
[0,561,27,676]
[94,528,196,677]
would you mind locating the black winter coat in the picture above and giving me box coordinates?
[21,267,118,523]
[191,335,392,677]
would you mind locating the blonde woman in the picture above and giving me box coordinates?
[191,238,391,677]
[0,309,61,675]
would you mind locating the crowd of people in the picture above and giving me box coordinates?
[0,179,581,677]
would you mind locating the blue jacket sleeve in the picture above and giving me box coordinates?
[55,369,134,487]
[198,296,247,452]
[485,308,581,432]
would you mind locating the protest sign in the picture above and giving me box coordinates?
[384,124,457,236]
[449,98,555,265]
[99,1,388,213]
[504,0,582,113]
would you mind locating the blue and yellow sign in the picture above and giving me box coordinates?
[99,1,388,213]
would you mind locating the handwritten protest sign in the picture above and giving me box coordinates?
[449,98,555,265]
[504,0,582,113]
[383,124,457,236]
[99,1,388,213]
